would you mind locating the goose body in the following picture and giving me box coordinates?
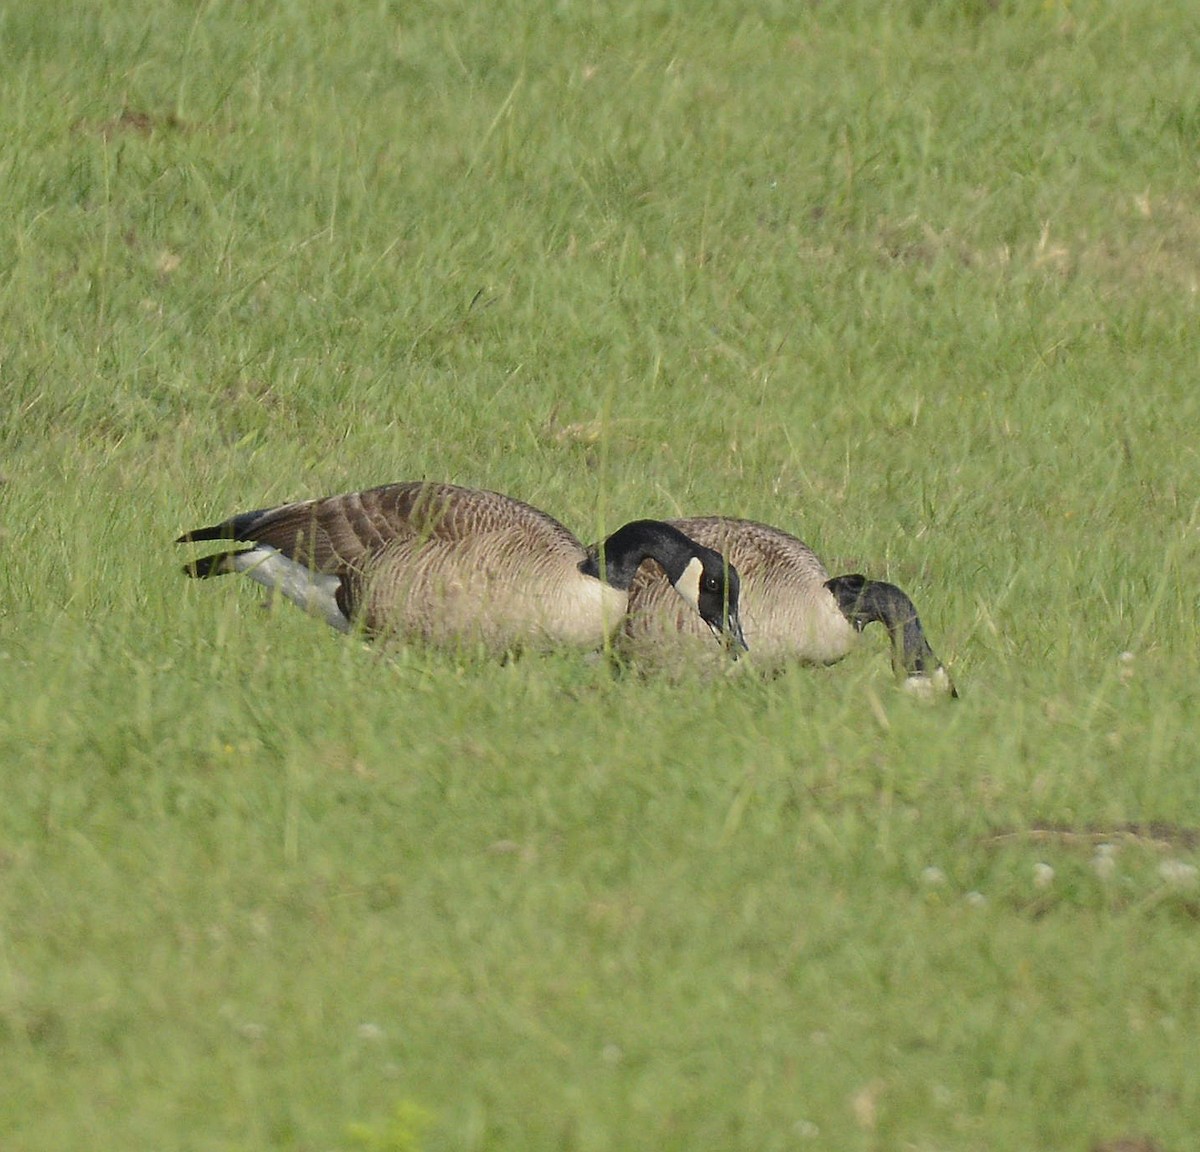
[623,516,954,694]
[177,482,746,655]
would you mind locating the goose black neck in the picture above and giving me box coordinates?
[825,575,942,678]
[580,520,699,590]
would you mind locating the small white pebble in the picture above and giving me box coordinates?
[1158,859,1198,886]
[921,866,947,887]
[965,890,986,907]
[1092,844,1118,880]
[357,1023,385,1042]
[1033,862,1055,889]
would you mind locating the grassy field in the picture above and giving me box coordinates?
[2,1,1199,1148]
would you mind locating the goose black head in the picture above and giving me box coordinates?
[673,546,749,655]
[825,573,956,696]
[582,519,749,655]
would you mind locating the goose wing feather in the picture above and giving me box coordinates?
[180,482,584,571]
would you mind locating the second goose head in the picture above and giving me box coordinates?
[582,519,747,654]
[824,573,955,697]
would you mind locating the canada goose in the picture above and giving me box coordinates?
[176,482,747,655]
[623,517,955,695]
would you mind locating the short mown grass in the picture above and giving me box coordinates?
[2,1,1199,1149]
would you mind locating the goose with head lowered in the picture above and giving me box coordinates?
[176,482,747,656]
[623,516,954,695]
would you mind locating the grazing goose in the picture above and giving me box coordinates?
[176,482,747,655]
[623,516,955,695]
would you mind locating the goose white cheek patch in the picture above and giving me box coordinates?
[231,546,351,633]
[671,556,704,611]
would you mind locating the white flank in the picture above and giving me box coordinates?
[527,575,628,647]
[671,556,704,611]
[229,546,350,633]
[590,579,630,643]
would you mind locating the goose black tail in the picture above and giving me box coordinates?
[181,551,247,579]
[175,507,269,546]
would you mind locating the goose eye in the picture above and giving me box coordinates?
[701,573,720,594]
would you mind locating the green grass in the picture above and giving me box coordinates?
[2,1,1199,1148]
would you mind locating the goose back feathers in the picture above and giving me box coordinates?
[177,482,746,655]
